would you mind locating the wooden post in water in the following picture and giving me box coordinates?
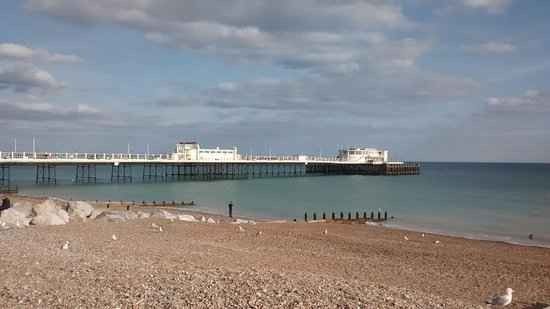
[340,212,344,220]
[348,212,351,220]
[377,211,381,221]
[384,211,388,221]
[363,212,367,219]
[331,212,335,220]
[304,212,308,222]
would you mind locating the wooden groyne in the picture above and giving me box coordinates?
[304,210,392,223]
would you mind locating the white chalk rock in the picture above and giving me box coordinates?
[207,217,216,224]
[200,216,206,223]
[68,201,94,219]
[238,225,246,233]
[31,199,70,225]
[158,210,177,221]
[178,214,198,222]
[231,218,256,225]
[31,212,68,226]
[137,211,151,219]
[0,208,31,228]
[12,201,34,218]
[124,211,138,220]
[94,211,127,222]
[61,241,70,250]
[89,209,103,219]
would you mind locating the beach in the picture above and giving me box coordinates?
[1,195,549,308]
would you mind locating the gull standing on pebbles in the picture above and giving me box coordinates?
[238,226,245,233]
[61,241,70,250]
[323,229,328,235]
[486,288,514,307]
[404,235,409,241]
[159,226,163,232]
[112,234,118,241]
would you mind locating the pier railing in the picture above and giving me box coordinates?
[0,152,172,161]
[0,151,341,163]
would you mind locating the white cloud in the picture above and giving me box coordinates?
[24,0,411,71]
[462,0,512,14]
[464,41,517,55]
[0,63,63,93]
[0,43,82,63]
[486,89,549,112]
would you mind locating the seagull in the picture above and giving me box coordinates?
[256,231,263,236]
[486,288,514,307]
[434,240,441,244]
[404,235,409,241]
[61,241,70,250]
[151,223,159,229]
[421,233,425,237]
[111,234,118,241]
[159,226,163,232]
[238,226,245,233]
[323,229,328,235]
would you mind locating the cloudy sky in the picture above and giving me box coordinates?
[0,0,549,162]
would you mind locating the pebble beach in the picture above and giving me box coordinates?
[1,195,549,308]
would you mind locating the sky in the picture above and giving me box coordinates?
[0,0,549,162]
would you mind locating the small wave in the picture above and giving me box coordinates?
[382,222,550,249]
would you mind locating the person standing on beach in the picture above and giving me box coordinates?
[228,201,234,218]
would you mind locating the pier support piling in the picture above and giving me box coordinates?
[111,164,132,183]
[75,164,97,184]
[0,165,10,186]
[35,164,57,185]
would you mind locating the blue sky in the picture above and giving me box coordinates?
[0,0,549,162]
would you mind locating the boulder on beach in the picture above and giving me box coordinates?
[137,211,152,219]
[178,214,198,222]
[231,218,256,225]
[207,217,216,224]
[0,208,31,228]
[30,199,70,226]
[68,201,94,219]
[89,209,104,220]
[154,210,178,221]
[12,201,34,218]
[94,211,128,223]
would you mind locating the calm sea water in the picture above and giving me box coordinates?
[11,163,550,247]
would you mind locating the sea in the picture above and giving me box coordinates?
[9,162,550,248]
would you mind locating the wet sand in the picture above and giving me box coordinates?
[1,200,549,308]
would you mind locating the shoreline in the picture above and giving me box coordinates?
[7,192,550,250]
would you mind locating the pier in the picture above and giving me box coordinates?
[0,143,419,187]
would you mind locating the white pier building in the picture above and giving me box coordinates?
[173,142,240,161]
